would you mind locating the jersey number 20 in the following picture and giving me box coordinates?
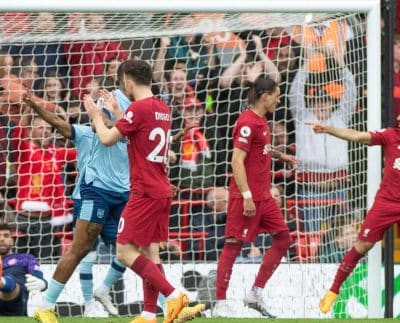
[146,127,171,164]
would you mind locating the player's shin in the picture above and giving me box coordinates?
[79,250,97,304]
[216,241,242,300]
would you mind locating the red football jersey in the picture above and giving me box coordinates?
[13,127,76,217]
[116,96,172,198]
[369,128,400,201]
[230,109,272,201]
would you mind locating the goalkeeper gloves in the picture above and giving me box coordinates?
[25,274,46,294]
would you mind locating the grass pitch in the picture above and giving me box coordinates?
[2,318,400,323]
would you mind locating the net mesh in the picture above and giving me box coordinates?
[0,11,370,318]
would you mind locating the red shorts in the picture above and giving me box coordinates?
[358,197,400,243]
[225,196,289,242]
[117,196,171,247]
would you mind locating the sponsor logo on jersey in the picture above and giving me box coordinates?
[240,126,251,137]
[124,111,134,124]
[239,137,248,143]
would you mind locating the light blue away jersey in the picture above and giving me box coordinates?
[71,124,94,200]
[83,89,131,193]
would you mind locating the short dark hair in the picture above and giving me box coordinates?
[116,60,129,84]
[247,77,278,105]
[123,59,152,86]
[0,222,12,232]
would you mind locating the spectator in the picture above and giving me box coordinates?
[318,215,358,263]
[16,57,40,91]
[216,35,281,161]
[288,19,352,72]
[272,42,298,137]
[0,51,13,76]
[66,95,89,125]
[29,12,68,78]
[104,58,121,85]
[85,77,102,101]
[0,223,48,316]
[289,57,357,231]
[263,27,291,61]
[169,96,225,190]
[1,13,68,79]
[0,52,65,124]
[166,15,216,82]
[12,102,76,260]
[153,38,196,109]
[190,187,227,261]
[64,13,128,98]
[39,71,70,110]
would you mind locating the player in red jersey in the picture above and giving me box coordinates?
[306,118,400,314]
[83,59,203,323]
[213,77,297,318]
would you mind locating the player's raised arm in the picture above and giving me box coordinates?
[83,95,123,146]
[23,90,72,139]
[305,122,372,145]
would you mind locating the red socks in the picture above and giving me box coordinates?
[143,263,164,313]
[330,247,364,294]
[254,231,292,288]
[130,255,174,298]
[216,242,242,300]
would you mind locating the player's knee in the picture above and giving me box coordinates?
[116,246,135,267]
[273,231,292,251]
[69,243,92,260]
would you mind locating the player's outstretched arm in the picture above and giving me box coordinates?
[23,90,72,139]
[305,122,372,145]
[83,95,123,146]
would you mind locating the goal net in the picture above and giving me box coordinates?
[0,9,383,319]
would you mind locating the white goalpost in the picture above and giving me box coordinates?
[0,0,383,319]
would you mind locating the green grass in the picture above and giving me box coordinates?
[1,319,400,323]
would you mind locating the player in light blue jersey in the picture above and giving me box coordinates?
[23,72,132,319]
